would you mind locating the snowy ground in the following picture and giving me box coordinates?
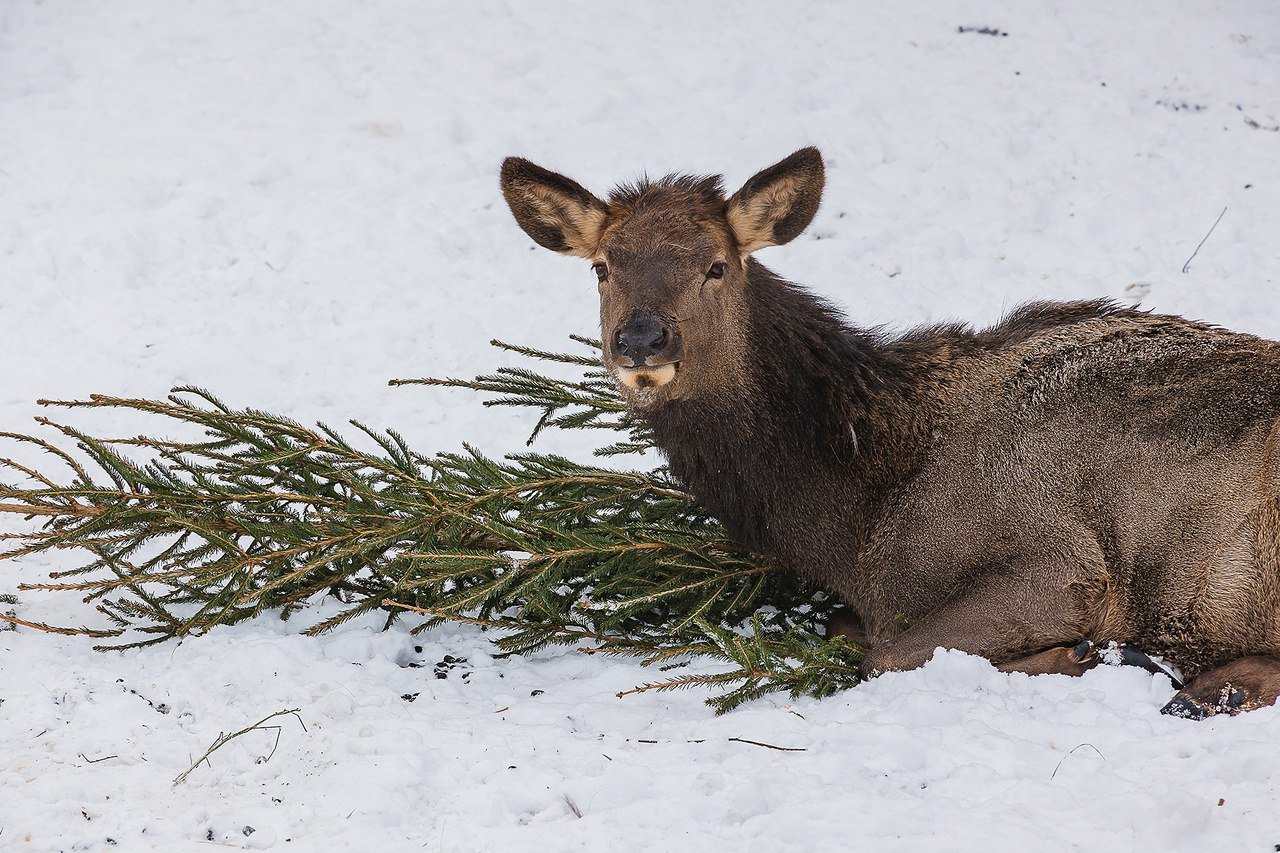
[2,1,1279,850]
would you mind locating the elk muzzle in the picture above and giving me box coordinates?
[611,311,682,390]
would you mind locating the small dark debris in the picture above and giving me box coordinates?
[272,797,283,804]
[530,689,545,697]
[401,692,420,702]
[126,686,170,714]
[958,25,1008,37]
[414,645,423,653]
[207,829,215,841]
[243,826,256,837]
[1100,82,1107,87]
[508,765,517,769]
[105,840,117,847]
[433,655,470,680]
[1155,99,1207,113]
[82,810,91,821]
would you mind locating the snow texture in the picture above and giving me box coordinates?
[2,1,1279,850]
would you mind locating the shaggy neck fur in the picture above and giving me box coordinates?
[642,259,927,563]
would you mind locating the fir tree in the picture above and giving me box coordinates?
[0,338,861,712]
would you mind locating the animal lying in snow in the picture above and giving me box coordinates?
[500,147,1280,719]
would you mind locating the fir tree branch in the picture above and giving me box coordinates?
[0,336,861,710]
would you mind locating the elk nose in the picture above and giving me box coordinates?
[615,315,670,365]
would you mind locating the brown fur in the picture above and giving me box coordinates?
[500,148,1280,716]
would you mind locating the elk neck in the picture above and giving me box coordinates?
[641,258,935,558]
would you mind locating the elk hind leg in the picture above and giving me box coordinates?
[1161,655,1280,719]
[999,641,1178,679]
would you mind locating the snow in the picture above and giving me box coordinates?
[2,1,1278,850]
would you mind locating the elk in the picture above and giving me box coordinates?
[500,148,1280,719]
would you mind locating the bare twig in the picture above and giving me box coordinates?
[1049,742,1105,780]
[1181,206,1227,274]
[0,502,99,519]
[562,794,583,818]
[173,708,306,787]
[628,736,802,751]
[728,736,805,752]
[0,612,121,638]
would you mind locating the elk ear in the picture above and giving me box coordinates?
[500,157,608,258]
[726,147,825,255]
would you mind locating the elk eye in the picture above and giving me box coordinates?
[592,262,609,281]
[707,261,727,279]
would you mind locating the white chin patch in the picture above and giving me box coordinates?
[616,363,678,390]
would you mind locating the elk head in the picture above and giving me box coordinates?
[500,148,825,408]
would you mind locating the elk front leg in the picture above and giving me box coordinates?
[825,607,868,647]
[859,565,1097,677]
[996,643,1099,677]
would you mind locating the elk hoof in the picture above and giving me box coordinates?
[1161,686,1247,720]
[1160,694,1211,720]
[1159,656,1280,719]
[1069,641,1180,683]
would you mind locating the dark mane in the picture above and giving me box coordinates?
[896,299,1141,351]
[977,298,1139,348]
[646,259,911,558]
[609,173,726,208]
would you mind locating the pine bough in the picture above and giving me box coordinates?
[0,338,860,712]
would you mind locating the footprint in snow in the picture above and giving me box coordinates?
[1123,281,1152,304]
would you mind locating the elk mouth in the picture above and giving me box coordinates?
[614,361,680,390]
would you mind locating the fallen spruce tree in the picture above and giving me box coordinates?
[0,337,861,712]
